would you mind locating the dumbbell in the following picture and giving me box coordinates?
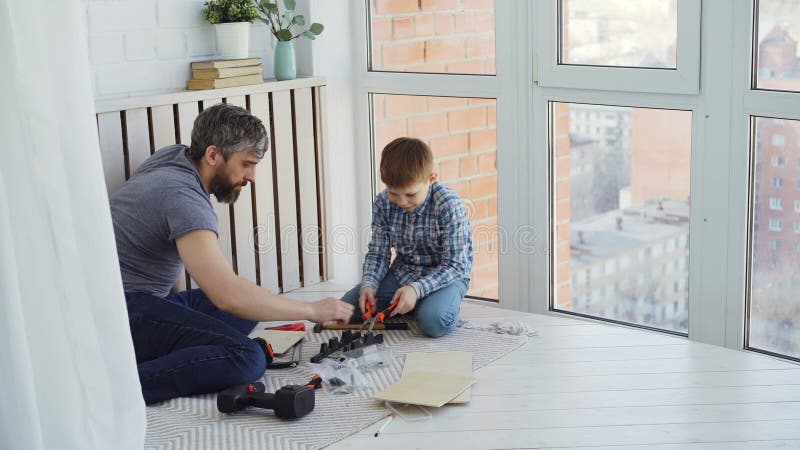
[216,381,315,419]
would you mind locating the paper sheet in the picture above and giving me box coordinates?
[372,371,476,407]
[402,351,473,403]
[247,330,306,354]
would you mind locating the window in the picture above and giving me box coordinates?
[769,197,783,210]
[796,222,800,234]
[769,239,779,250]
[773,177,783,188]
[772,155,785,168]
[772,134,786,146]
[371,94,498,299]
[553,103,691,334]
[368,0,496,75]
[754,0,800,92]
[796,200,800,212]
[769,218,782,231]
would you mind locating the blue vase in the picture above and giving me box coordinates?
[274,41,296,81]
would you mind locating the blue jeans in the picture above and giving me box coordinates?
[125,289,265,404]
[341,271,468,337]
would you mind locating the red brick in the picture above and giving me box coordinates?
[555,198,570,222]
[421,0,460,11]
[474,11,494,32]
[455,12,475,33]
[471,198,489,220]
[372,44,382,68]
[478,152,496,173]
[555,223,570,242]
[449,107,485,132]
[486,105,497,126]
[392,17,414,39]
[473,242,497,267]
[466,35,495,59]
[373,95,385,121]
[406,64,448,73]
[434,13,455,35]
[447,180,469,198]
[556,283,572,305]
[415,14,435,37]
[384,95,428,118]
[447,60,484,74]
[408,112,448,138]
[557,241,570,262]
[472,264,499,288]
[383,42,425,67]
[426,38,466,63]
[477,285,499,299]
[371,18,392,41]
[556,261,570,285]
[487,196,497,216]
[555,156,570,180]
[460,154,479,177]
[484,57,496,74]
[469,128,496,152]
[470,174,497,198]
[439,158,459,182]
[555,179,570,201]
[463,0,494,8]
[374,119,408,149]
[430,133,469,157]
[468,98,495,105]
[554,135,570,157]
[375,0,419,15]
[428,96,466,111]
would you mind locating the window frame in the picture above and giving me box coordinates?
[536,0,702,94]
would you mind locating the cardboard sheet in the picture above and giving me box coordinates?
[247,330,306,354]
[402,352,473,403]
[372,371,476,407]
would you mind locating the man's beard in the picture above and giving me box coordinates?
[209,170,244,204]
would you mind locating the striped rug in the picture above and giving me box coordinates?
[144,323,528,450]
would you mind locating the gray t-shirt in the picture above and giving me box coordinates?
[110,144,218,297]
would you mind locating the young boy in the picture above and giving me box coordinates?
[341,137,473,337]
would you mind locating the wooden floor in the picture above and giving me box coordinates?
[285,283,800,450]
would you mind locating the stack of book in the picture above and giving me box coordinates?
[187,58,263,90]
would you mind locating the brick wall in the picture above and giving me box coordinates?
[553,103,572,308]
[83,0,281,98]
[373,94,498,299]
[370,0,495,74]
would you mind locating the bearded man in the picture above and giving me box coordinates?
[110,103,353,404]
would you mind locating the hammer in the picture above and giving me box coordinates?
[313,322,409,333]
[217,381,315,419]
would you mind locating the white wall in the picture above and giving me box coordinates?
[83,0,363,286]
[83,0,316,98]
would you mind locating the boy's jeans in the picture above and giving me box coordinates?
[340,271,468,337]
[125,289,264,404]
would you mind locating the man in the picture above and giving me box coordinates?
[110,103,353,404]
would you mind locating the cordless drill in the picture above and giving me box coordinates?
[216,379,318,419]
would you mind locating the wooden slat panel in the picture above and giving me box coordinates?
[200,98,234,270]
[271,90,301,292]
[293,88,321,286]
[176,101,199,145]
[315,86,330,281]
[226,95,258,284]
[250,92,280,293]
[97,112,126,196]
[124,107,151,175]
[151,104,176,151]
[176,102,200,290]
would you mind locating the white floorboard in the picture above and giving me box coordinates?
[284,284,800,450]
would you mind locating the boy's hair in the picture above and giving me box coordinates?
[186,103,269,163]
[380,137,434,187]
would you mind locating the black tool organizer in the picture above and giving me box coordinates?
[310,330,384,363]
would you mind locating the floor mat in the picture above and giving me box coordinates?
[144,322,528,450]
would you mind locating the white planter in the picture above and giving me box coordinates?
[214,22,250,60]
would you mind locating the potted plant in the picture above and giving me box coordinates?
[257,0,324,81]
[202,0,260,60]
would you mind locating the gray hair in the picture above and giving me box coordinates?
[187,103,269,162]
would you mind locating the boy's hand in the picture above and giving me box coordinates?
[308,297,354,323]
[359,287,377,315]
[390,286,419,317]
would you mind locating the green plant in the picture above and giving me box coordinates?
[202,0,259,24]
[257,0,324,42]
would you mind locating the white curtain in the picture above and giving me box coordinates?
[0,0,146,449]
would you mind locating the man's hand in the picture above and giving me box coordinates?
[359,286,377,315]
[390,286,419,317]
[307,297,354,323]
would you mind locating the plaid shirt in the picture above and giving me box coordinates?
[361,181,473,298]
